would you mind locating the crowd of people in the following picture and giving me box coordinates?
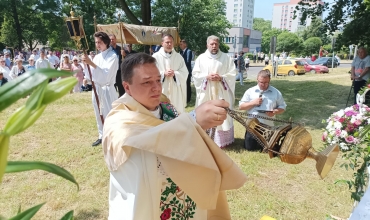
[0,32,290,219]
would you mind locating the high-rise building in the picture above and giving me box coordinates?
[271,0,323,32]
[225,0,255,29]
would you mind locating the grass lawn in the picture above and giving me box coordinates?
[0,68,356,219]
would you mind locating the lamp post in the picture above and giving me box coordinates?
[63,4,104,125]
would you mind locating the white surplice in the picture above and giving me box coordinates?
[103,94,247,220]
[85,47,119,139]
[152,48,188,113]
[192,50,236,147]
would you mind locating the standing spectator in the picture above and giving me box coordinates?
[350,47,370,104]
[30,49,40,61]
[0,58,11,81]
[239,70,286,151]
[0,71,8,87]
[60,55,72,73]
[88,51,95,60]
[109,34,125,97]
[71,56,84,93]
[253,50,257,63]
[179,39,194,103]
[15,52,25,61]
[26,57,36,71]
[264,55,269,65]
[319,46,328,58]
[311,54,316,62]
[10,59,26,79]
[47,50,60,69]
[60,50,69,60]
[122,44,137,58]
[233,53,238,68]
[4,52,12,69]
[244,55,250,71]
[35,50,51,69]
[152,34,188,113]
[55,50,61,58]
[81,31,119,147]
[236,51,245,86]
[3,47,10,55]
[192,35,236,148]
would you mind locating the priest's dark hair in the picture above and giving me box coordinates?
[121,53,156,84]
[94,32,110,48]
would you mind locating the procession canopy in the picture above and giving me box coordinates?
[96,23,180,45]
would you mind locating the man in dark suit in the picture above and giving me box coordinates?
[179,39,194,103]
[109,34,125,97]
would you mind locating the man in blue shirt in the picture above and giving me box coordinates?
[239,70,286,151]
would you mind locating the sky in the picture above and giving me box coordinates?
[254,0,334,20]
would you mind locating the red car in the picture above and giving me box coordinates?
[298,59,329,74]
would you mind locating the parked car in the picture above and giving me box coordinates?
[312,57,339,68]
[297,59,329,73]
[263,59,306,76]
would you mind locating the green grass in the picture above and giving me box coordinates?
[0,69,356,219]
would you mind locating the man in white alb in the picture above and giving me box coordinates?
[81,31,119,147]
[152,34,188,113]
[192,35,236,148]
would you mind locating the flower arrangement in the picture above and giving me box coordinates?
[322,104,370,151]
[322,104,370,201]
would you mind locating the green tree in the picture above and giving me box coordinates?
[301,17,330,45]
[261,28,283,53]
[303,37,322,56]
[152,0,232,54]
[295,0,370,47]
[276,32,302,54]
[0,0,62,50]
[252,18,272,33]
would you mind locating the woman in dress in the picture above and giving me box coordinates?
[60,55,72,73]
[0,57,11,80]
[71,56,84,93]
[10,59,26,79]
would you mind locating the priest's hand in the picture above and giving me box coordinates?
[195,100,229,130]
[165,69,175,77]
[207,73,221,81]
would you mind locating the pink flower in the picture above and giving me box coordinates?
[339,117,345,123]
[335,129,341,137]
[322,132,328,141]
[345,136,355,144]
[345,110,357,117]
[354,120,362,126]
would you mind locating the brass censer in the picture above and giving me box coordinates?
[226,108,339,179]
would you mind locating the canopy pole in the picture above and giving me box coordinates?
[93,13,97,54]
[118,14,125,63]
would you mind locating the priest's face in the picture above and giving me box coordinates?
[207,39,219,55]
[124,63,162,111]
[161,36,174,53]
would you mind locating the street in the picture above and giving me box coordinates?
[244,62,351,80]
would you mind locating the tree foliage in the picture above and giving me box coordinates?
[301,17,329,45]
[295,0,370,48]
[277,32,302,54]
[252,18,272,33]
[303,37,322,55]
[152,0,232,54]
[261,28,283,54]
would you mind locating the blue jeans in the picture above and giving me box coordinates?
[236,71,244,85]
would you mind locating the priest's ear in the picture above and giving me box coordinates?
[123,81,131,95]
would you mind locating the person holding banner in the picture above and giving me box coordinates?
[82,31,119,146]
[152,34,188,113]
[192,35,236,148]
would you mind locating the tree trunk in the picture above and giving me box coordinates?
[141,0,151,25]
[118,0,142,25]
[9,0,23,49]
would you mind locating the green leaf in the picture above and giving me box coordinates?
[0,134,10,183]
[5,161,79,190]
[60,210,74,220]
[42,77,77,105]
[0,69,73,112]
[8,203,45,220]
